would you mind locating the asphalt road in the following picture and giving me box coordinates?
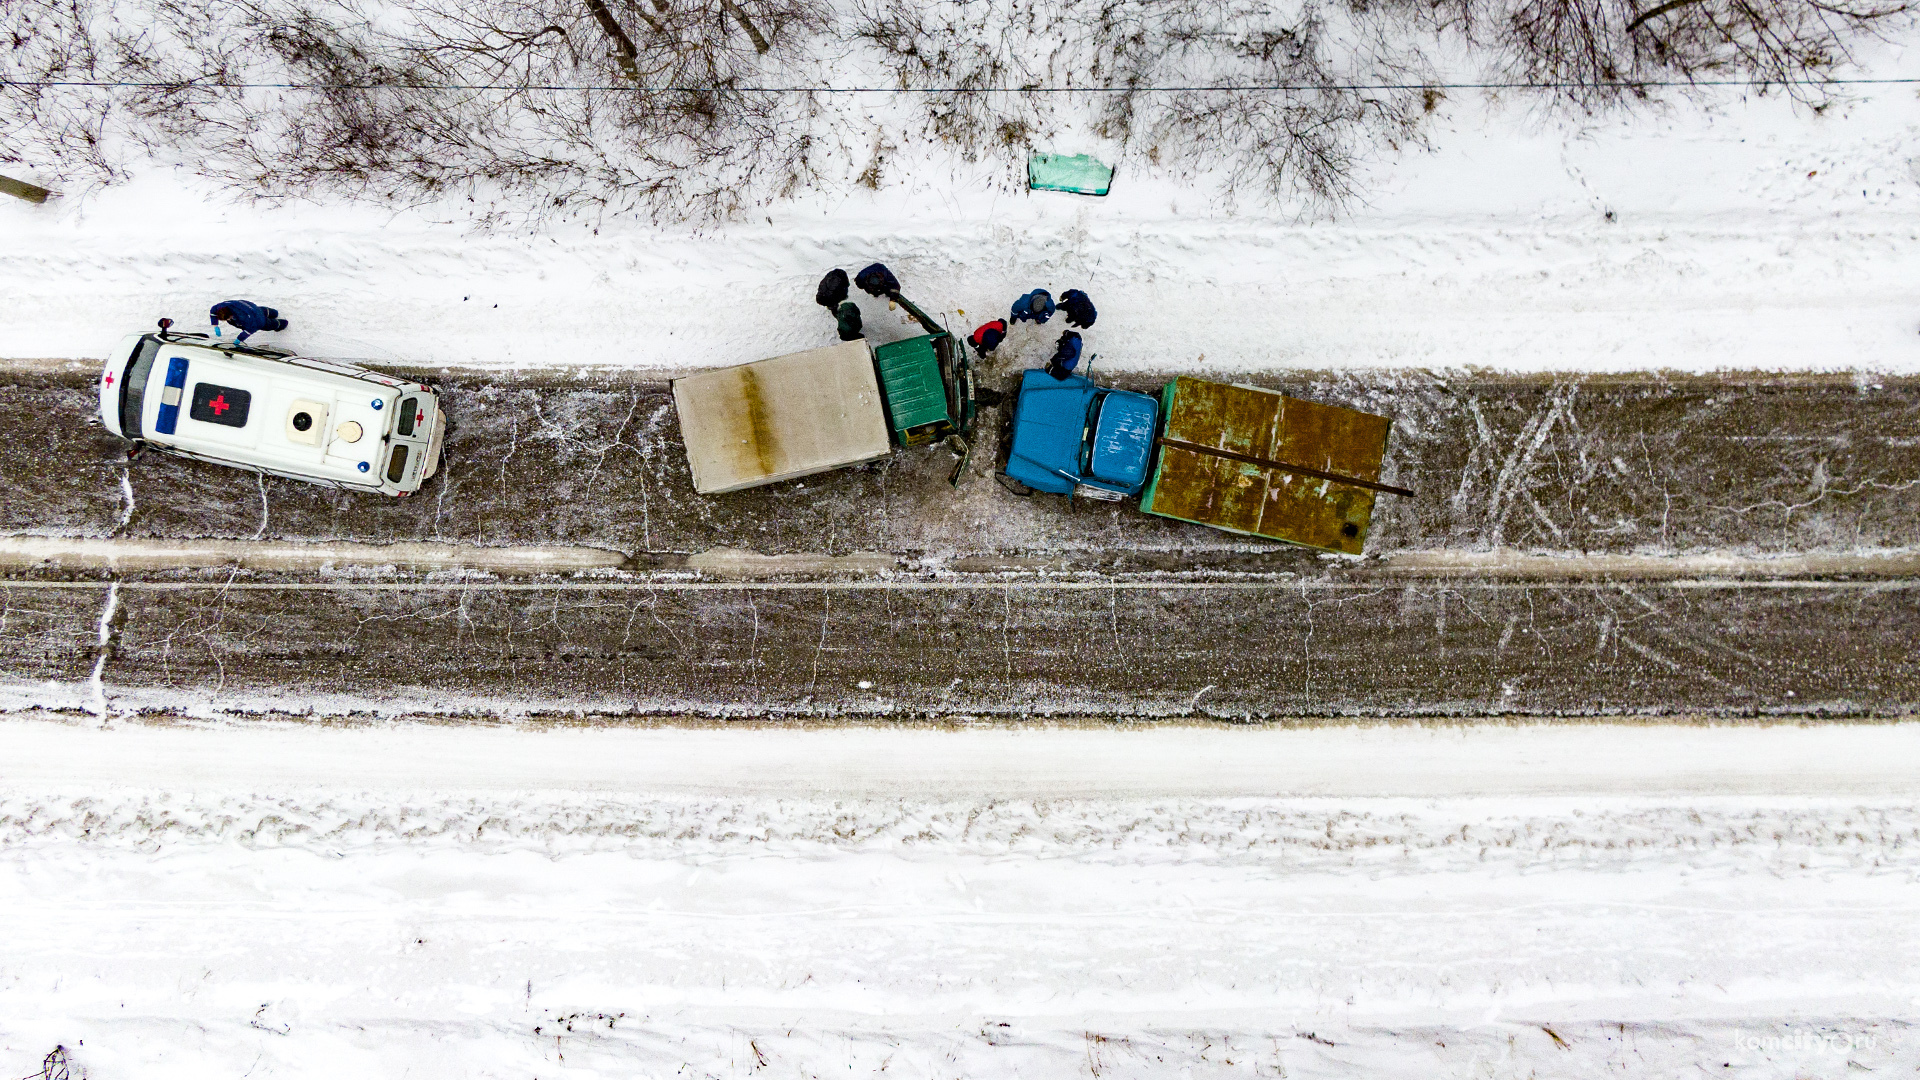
[3,576,1912,719]
[5,362,1918,719]
[8,363,1920,568]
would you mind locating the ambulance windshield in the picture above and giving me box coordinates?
[120,336,160,439]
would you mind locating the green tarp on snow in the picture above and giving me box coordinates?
[1028,153,1113,196]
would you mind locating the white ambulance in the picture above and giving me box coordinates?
[98,323,446,496]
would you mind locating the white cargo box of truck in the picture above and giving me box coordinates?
[673,341,893,495]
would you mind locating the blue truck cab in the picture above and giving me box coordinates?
[1003,369,1159,498]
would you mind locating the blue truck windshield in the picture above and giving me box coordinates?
[1085,389,1158,489]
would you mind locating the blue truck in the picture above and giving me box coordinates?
[1003,371,1411,555]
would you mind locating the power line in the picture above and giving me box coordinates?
[2,76,1917,92]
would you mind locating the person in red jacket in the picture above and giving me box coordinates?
[968,319,1007,359]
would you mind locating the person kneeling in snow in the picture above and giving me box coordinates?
[834,301,865,341]
[968,319,1007,359]
[1045,331,1082,380]
[1058,289,1097,329]
[210,300,288,343]
[1010,289,1054,325]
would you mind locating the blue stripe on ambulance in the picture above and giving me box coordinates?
[155,356,189,435]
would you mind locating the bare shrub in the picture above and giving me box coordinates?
[2,0,833,219]
[3,0,131,182]
[1098,3,1433,211]
[855,0,1434,213]
[7,0,1912,219]
[204,4,468,199]
[1424,0,1918,108]
[853,0,1052,160]
[190,0,836,219]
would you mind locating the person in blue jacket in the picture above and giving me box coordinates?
[855,263,901,298]
[210,300,288,343]
[1044,331,1082,380]
[1058,289,1097,328]
[1009,289,1054,324]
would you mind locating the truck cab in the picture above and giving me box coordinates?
[1003,369,1159,500]
[98,329,446,496]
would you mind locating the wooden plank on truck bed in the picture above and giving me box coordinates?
[1139,377,1393,555]
[672,341,891,495]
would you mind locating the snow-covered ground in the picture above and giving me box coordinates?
[5,21,1919,1079]
[3,56,1918,376]
[2,719,1917,1078]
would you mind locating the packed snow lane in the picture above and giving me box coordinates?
[13,363,1920,563]
[10,720,1920,797]
[1,721,1917,1079]
[7,576,1917,719]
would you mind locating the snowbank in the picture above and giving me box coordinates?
[1,719,1916,1078]
[3,67,1917,376]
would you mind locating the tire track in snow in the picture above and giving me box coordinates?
[2,790,1916,873]
[83,581,118,722]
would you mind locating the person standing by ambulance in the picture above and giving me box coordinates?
[209,300,288,344]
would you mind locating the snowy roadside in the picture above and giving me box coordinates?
[3,80,1917,376]
[1,719,1916,1078]
[6,717,1920,797]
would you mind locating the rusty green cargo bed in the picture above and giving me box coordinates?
[1138,377,1396,555]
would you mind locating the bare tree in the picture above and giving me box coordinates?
[366,0,832,217]
[2,0,124,182]
[1102,4,1433,211]
[855,0,1434,213]
[1422,0,1917,107]
[2,0,832,218]
[6,0,1911,220]
[855,0,1046,160]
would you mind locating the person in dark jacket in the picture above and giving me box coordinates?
[816,268,850,309]
[835,301,865,341]
[968,319,1007,359]
[210,300,287,344]
[1045,331,1083,380]
[855,263,901,298]
[1058,289,1097,328]
[1009,289,1054,325]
